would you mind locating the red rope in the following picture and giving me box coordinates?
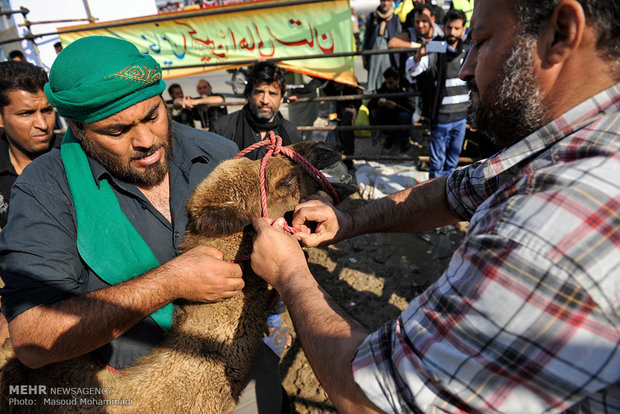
[233,131,340,235]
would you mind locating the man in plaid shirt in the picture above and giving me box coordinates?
[250,0,619,412]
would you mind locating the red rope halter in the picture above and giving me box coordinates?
[233,131,340,235]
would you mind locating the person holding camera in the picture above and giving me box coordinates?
[406,8,468,178]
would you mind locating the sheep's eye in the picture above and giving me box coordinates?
[280,177,296,191]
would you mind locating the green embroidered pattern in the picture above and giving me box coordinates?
[107,65,161,84]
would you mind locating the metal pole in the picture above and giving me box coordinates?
[159,48,420,72]
[18,18,96,27]
[0,7,28,17]
[0,0,363,45]
[82,0,96,24]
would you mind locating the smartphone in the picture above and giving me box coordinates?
[426,40,447,54]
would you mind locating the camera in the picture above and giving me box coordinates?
[426,40,447,53]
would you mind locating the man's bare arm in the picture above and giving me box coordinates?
[388,32,413,49]
[9,246,243,368]
[294,175,461,247]
[182,95,225,109]
[351,175,458,235]
[251,218,382,413]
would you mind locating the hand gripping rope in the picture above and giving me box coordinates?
[233,130,340,235]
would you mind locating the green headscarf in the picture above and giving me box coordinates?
[45,36,165,122]
[49,36,172,332]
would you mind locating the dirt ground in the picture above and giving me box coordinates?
[276,193,467,413]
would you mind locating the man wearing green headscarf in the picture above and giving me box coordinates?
[0,36,286,413]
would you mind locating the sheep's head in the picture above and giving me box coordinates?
[186,141,354,238]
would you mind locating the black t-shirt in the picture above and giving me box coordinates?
[0,133,61,228]
[0,134,18,228]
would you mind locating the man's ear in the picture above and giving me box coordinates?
[0,113,4,129]
[540,0,585,66]
[66,120,82,141]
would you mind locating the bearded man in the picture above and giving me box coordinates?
[211,62,301,160]
[406,9,469,177]
[0,36,287,413]
[248,0,620,412]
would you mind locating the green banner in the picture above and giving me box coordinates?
[59,1,357,85]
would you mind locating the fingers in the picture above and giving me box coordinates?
[252,216,275,233]
[291,199,332,228]
[222,277,245,297]
[294,231,321,247]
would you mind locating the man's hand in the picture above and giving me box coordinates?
[414,39,430,62]
[291,199,353,247]
[378,98,396,109]
[168,245,244,303]
[181,95,197,109]
[250,217,309,289]
[251,220,381,414]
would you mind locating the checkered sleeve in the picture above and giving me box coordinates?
[446,160,494,221]
[353,85,620,413]
[353,232,620,413]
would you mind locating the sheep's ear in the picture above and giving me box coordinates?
[188,205,252,237]
[290,141,342,170]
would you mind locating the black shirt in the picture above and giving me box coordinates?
[0,134,18,228]
[0,133,61,228]
[0,121,238,369]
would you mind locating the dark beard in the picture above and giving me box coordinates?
[81,118,173,188]
[467,36,550,148]
[249,100,274,121]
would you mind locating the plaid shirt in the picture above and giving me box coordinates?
[352,84,620,413]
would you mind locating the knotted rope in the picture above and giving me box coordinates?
[233,131,339,235]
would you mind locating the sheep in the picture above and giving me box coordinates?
[0,140,353,413]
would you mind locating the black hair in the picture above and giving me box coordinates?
[516,0,619,66]
[403,4,435,30]
[0,61,49,109]
[383,66,399,80]
[443,8,466,26]
[8,50,25,60]
[414,4,434,17]
[243,62,286,98]
[167,83,182,96]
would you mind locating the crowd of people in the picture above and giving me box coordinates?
[0,0,618,412]
[361,0,479,178]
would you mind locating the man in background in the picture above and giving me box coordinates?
[211,62,301,160]
[0,60,58,348]
[406,9,468,177]
[186,79,227,130]
[367,66,414,152]
[0,61,57,228]
[7,50,24,62]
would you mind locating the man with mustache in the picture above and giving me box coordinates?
[0,61,58,229]
[0,61,59,346]
[406,9,469,178]
[211,62,301,160]
[250,0,620,412]
[0,36,286,413]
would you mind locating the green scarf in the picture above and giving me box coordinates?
[60,129,172,332]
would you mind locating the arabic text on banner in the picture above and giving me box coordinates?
[58,1,356,86]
